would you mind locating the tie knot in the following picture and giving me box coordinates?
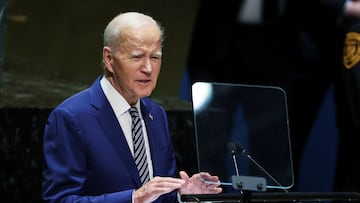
[129,106,139,118]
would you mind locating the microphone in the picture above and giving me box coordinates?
[229,141,288,193]
[227,142,241,176]
[227,141,244,154]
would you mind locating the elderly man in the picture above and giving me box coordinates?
[42,12,222,203]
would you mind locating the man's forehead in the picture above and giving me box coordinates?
[120,28,161,46]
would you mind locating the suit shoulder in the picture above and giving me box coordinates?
[53,88,92,113]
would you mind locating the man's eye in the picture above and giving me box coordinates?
[151,55,161,60]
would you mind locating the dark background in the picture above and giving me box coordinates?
[0,0,343,202]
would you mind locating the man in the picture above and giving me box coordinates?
[42,12,222,203]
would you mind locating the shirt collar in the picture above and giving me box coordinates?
[100,76,140,117]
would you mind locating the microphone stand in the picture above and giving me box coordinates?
[228,142,267,203]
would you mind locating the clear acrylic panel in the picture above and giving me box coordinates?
[192,82,294,192]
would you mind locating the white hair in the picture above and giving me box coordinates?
[103,12,164,49]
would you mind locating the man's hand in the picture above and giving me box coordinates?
[178,171,223,195]
[133,176,185,203]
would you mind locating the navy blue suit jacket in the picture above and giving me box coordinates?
[42,76,178,203]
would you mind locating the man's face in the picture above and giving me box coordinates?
[104,25,162,105]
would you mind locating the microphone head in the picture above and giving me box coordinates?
[227,141,245,155]
[227,142,237,155]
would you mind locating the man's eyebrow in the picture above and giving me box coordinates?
[154,51,162,57]
[129,50,162,57]
[130,50,143,56]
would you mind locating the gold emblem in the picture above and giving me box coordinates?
[344,32,360,69]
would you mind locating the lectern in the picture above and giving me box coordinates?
[182,82,360,202]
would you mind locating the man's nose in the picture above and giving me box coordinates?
[142,58,152,73]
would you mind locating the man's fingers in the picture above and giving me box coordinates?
[179,171,190,181]
[134,177,185,203]
[150,176,185,190]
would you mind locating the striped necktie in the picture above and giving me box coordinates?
[129,106,150,185]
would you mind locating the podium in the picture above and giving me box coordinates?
[189,82,359,203]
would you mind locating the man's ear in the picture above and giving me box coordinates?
[103,46,114,73]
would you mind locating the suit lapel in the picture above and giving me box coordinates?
[140,100,159,176]
[89,76,141,187]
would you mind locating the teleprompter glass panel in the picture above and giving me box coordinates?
[192,82,294,191]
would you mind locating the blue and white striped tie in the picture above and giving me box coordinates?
[129,106,150,185]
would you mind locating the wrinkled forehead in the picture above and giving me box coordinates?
[120,23,162,44]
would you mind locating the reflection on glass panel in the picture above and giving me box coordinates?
[192,82,294,192]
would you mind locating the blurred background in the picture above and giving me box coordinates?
[0,0,358,202]
[0,0,199,108]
